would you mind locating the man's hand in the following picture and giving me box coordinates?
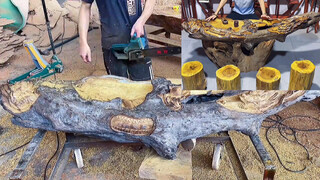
[79,43,92,63]
[206,14,218,21]
[79,2,92,63]
[131,19,145,37]
[261,14,272,20]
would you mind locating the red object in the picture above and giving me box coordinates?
[164,50,168,54]
[157,50,162,54]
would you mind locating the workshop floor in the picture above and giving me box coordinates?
[182,29,320,90]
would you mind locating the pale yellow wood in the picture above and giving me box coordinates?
[289,60,315,90]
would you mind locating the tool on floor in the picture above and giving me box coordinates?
[8,0,63,84]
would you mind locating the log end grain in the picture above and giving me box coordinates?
[289,60,315,90]
[216,65,241,90]
[256,67,281,90]
[181,61,206,90]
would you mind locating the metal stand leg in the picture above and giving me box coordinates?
[212,143,223,170]
[250,135,276,180]
[74,149,84,168]
[9,130,46,180]
[48,146,72,180]
[181,138,197,151]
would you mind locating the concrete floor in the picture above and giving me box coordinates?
[182,29,320,90]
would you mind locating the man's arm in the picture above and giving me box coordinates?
[258,0,271,20]
[130,0,156,37]
[206,0,228,21]
[79,2,92,63]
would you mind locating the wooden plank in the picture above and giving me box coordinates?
[139,148,192,180]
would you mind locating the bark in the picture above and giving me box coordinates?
[1,76,319,159]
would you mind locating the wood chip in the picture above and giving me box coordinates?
[0,50,14,65]
[0,18,15,27]
[21,24,41,43]
[27,6,46,25]
[49,10,62,28]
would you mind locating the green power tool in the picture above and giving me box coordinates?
[111,34,181,61]
[9,0,63,84]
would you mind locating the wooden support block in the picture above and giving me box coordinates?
[289,60,315,90]
[216,65,241,90]
[139,148,192,180]
[181,61,206,90]
[256,67,281,90]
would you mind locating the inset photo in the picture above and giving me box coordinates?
[181,0,320,90]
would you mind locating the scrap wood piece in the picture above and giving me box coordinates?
[27,5,65,27]
[27,6,46,25]
[38,17,63,47]
[0,18,15,27]
[49,10,62,28]
[0,50,14,65]
[63,18,78,39]
[1,76,319,159]
[21,24,41,42]
[182,12,320,43]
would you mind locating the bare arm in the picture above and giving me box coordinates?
[206,0,228,21]
[258,0,271,20]
[131,0,156,37]
[79,2,92,63]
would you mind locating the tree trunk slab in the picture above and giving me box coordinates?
[139,148,192,180]
[1,76,319,159]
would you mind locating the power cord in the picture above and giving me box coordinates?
[43,132,60,180]
[262,102,320,173]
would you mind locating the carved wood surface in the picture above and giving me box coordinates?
[182,12,320,43]
[1,76,319,159]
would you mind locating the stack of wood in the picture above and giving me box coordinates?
[22,0,99,48]
[0,18,25,66]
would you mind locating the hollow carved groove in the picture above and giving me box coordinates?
[110,115,155,136]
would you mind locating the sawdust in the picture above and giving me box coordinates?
[73,76,153,109]
[23,132,66,180]
[80,145,147,179]
[231,101,320,180]
[0,113,37,178]
[40,81,70,90]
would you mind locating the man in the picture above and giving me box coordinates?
[79,0,156,81]
[206,0,271,21]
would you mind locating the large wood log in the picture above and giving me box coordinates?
[182,12,320,72]
[1,76,319,159]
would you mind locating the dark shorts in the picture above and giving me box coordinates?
[227,11,259,20]
[102,48,152,81]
